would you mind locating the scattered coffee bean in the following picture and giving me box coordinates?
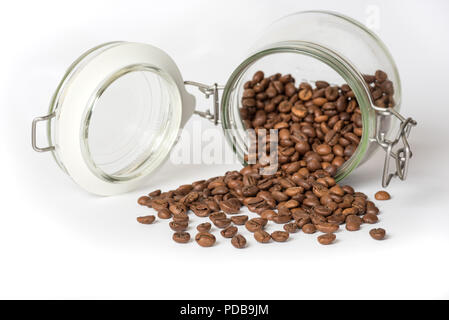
[169,221,188,232]
[197,222,211,233]
[137,215,155,224]
[245,218,267,232]
[363,213,379,224]
[283,222,298,233]
[375,190,391,200]
[137,196,150,206]
[271,231,289,242]
[157,208,172,219]
[137,71,395,248]
[173,232,190,243]
[221,226,238,238]
[318,233,336,245]
[254,230,271,243]
[302,224,316,234]
[195,232,216,247]
[231,215,249,225]
[370,228,386,240]
[231,234,247,248]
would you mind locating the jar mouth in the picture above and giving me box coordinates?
[221,41,373,182]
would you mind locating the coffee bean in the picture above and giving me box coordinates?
[173,232,190,243]
[137,215,155,224]
[271,231,289,242]
[138,196,151,206]
[245,218,267,232]
[210,211,227,222]
[302,223,316,234]
[283,222,298,233]
[254,230,271,243]
[221,226,238,238]
[231,215,249,225]
[157,208,172,219]
[195,232,216,247]
[231,234,247,248]
[317,233,336,245]
[219,198,241,214]
[169,220,188,232]
[363,213,379,224]
[197,222,211,233]
[213,218,232,229]
[375,190,391,200]
[172,212,189,222]
[369,228,386,240]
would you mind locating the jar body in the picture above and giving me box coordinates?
[221,11,402,182]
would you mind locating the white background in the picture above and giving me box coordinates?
[1,0,449,300]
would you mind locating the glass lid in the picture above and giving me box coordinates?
[48,42,195,195]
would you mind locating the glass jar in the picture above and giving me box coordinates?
[32,11,416,196]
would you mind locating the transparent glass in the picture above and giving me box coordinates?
[48,43,182,182]
[81,65,180,181]
[221,10,401,181]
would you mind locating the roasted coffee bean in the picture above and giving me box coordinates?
[315,222,339,233]
[157,208,172,219]
[363,213,379,224]
[271,231,289,242]
[219,198,241,214]
[151,199,168,211]
[148,189,162,197]
[254,230,271,243]
[284,222,298,233]
[197,222,212,233]
[169,221,188,232]
[191,203,211,217]
[302,223,316,234]
[245,218,267,232]
[375,190,391,200]
[221,226,238,238]
[172,212,189,222]
[137,215,155,224]
[213,218,232,229]
[231,215,249,225]
[231,234,247,248]
[169,202,187,215]
[195,232,216,247]
[173,232,190,243]
[317,233,336,245]
[138,196,151,206]
[210,211,227,222]
[369,228,386,240]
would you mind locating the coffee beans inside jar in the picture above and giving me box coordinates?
[137,71,393,247]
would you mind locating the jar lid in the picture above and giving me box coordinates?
[37,42,195,195]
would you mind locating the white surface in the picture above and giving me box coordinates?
[1,0,449,300]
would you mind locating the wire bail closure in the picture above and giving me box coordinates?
[373,106,417,187]
[184,81,224,125]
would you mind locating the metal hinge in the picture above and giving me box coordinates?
[184,81,224,125]
[373,106,417,187]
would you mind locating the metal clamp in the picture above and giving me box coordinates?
[31,112,55,152]
[373,106,417,187]
[184,81,224,125]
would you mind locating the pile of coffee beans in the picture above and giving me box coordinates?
[137,71,392,247]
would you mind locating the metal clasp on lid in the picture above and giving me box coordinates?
[184,81,224,125]
[31,112,56,152]
[373,106,417,187]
